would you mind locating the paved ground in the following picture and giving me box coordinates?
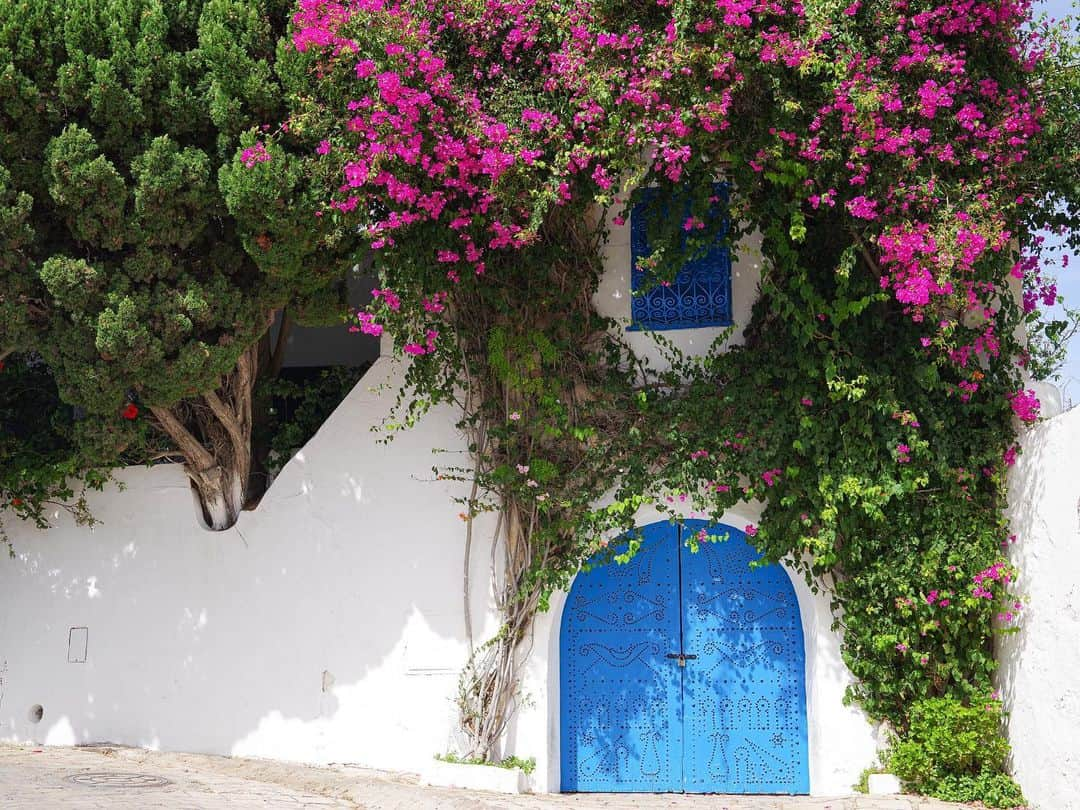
[0,743,977,810]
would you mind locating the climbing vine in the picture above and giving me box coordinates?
[244,0,1079,798]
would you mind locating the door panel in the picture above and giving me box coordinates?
[560,520,810,794]
[679,520,810,794]
[559,521,683,791]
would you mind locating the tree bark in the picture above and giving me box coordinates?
[150,340,261,531]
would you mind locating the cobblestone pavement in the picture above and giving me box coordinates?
[0,744,972,810]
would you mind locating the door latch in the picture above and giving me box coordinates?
[665,652,698,667]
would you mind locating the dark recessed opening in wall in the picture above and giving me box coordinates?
[258,364,372,477]
[242,271,380,506]
[268,271,381,371]
[28,704,43,724]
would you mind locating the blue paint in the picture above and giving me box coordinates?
[678,520,810,794]
[560,521,809,794]
[559,521,684,792]
[628,186,733,331]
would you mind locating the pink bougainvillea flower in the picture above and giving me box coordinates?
[1008,389,1040,423]
[845,195,878,220]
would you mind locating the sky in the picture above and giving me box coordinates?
[1035,0,1080,407]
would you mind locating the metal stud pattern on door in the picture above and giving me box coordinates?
[560,521,809,794]
[679,520,809,793]
[559,522,683,791]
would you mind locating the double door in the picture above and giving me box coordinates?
[559,520,809,794]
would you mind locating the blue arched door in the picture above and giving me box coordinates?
[560,520,809,794]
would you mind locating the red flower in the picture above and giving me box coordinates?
[121,403,139,420]
[11,497,23,507]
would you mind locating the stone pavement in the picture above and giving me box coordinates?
[0,743,974,810]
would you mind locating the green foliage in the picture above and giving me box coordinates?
[435,752,536,775]
[853,754,888,794]
[589,210,1020,727]
[1026,305,1080,383]
[1027,13,1080,255]
[3,0,271,413]
[279,0,1076,778]
[198,0,293,150]
[0,162,36,351]
[0,355,110,548]
[0,0,362,526]
[929,772,1028,808]
[890,695,1025,808]
[1021,11,1080,383]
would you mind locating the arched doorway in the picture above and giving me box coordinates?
[559,520,809,793]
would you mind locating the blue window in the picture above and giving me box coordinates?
[629,187,733,330]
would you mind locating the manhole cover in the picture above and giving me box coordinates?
[67,772,172,789]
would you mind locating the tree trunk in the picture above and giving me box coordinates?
[150,340,259,531]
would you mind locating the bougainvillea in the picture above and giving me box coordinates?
[234,0,1077,798]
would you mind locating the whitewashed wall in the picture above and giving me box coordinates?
[0,232,882,795]
[1001,401,1080,810]
[0,353,487,773]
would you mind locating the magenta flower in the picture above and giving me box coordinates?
[1008,389,1040,423]
[846,195,879,220]
[240,141,271,168]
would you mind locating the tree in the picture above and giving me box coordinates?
[0,0,360,529]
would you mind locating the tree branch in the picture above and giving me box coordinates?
[149,405,216,472]
[203,390,247,460]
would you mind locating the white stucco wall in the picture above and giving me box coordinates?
[0,359,875,794]
[0,224,886,795]
[0,354,486,773]
[1001,403,1080,810]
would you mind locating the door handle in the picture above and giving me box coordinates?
[665,653,698,666]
